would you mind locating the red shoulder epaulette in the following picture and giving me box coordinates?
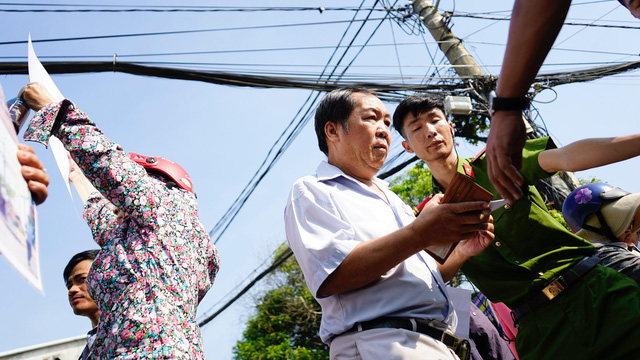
[414,196,433,215]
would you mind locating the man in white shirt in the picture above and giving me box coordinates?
[284,88,494,359]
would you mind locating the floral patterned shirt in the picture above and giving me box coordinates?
[24,100,220,359]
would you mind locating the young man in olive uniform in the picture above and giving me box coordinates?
[394,93,640,360]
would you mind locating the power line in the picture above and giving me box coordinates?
[450,12,640,30]
[208,1,385,244]
[197,247,294,327]
[0,17,391,46]
[0,5,386,13]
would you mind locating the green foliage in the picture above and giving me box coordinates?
[233,245,329,360]
[548,209,571,231]
[451,114,490,145]
[579,177,600,185]
[389,161,434,208]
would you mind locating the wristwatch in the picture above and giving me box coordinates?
[489,91,530,115]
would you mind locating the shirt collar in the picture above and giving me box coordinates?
[315,160,389,189]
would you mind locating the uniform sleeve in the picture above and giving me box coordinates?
[520,137,558,185]
[83,191,120,248]
[24,99,175,230]
[284,179,360,298]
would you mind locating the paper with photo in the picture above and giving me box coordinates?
[0,83,43,294]
[28,34,73,200]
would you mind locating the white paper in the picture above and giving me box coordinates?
[0,84,43,294]
[27,35,73,200]
[446,286,471,339]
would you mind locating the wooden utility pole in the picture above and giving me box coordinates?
[412,0,485,78]
[411,0,491,103]
[410,0,579,207]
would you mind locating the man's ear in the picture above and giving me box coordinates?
[449,122,455,136]
[401,140,414,154]
[325,121,340,144]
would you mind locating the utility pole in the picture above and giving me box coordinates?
[410,0,579,208]
[411,0,490,102]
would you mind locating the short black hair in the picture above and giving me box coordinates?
[63,249,99,283]
[393,93,446,138]
[314,87,377,156]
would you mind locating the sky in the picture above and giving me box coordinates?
[1,1,640,358]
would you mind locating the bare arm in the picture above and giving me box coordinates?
[487,0,572,204]
[317,198,493,297]
[539,135,640,173]
[496,0,572,98]
[68,154,98,204]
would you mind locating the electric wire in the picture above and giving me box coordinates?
[208,1,377,243]
[0,17,391,46]
[0,4,385,12]
[450,13,640,30]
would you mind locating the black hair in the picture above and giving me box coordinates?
[314,87,377,156]
[63,249,99,283]
[392,93,447,138]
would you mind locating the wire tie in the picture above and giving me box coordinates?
[113,53,117,72]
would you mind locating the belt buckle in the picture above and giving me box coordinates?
[441,332,470,360]
[440,331,459,348]
[542,276,565,300]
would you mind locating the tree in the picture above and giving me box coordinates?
[389,161,434,208]
[233,245,329,360]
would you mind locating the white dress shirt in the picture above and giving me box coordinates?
[284,161,456,344]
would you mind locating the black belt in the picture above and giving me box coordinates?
[511,255,600,325]
[345,317,470,360]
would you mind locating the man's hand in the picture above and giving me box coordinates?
[414,195,494,248]
[455,220,495,259]
[436,210,494,281]
[486,110,526,204]
[17,144,49,205]
[22,82,56,112]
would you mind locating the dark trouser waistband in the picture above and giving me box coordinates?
[511,255,600,325]
[343,317,470,360]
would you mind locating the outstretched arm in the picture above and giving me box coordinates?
[68,153,98,204]
[539,134,640,173]
[317,197,493,297]
[22,82,174,230]
[487,0,572,204]
[496,0,572,99]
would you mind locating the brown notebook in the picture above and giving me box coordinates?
[425,172,493,264]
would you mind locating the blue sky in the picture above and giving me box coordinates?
[2,1,639,358]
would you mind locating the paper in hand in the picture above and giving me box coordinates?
[426,172,493,264]
[27,34,73,201]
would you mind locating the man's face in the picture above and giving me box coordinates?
[622,0,640,19]
[400,108,455,163]
[66,259,98,320]
[332,92,391,179]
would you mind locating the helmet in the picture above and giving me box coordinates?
[562,182,629,233]
[128,152,194,193]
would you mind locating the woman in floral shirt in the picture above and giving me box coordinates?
[23,82,220,359]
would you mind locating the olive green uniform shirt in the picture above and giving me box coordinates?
[434,137,595,308]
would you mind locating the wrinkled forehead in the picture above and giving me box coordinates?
[352,92,387,112]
